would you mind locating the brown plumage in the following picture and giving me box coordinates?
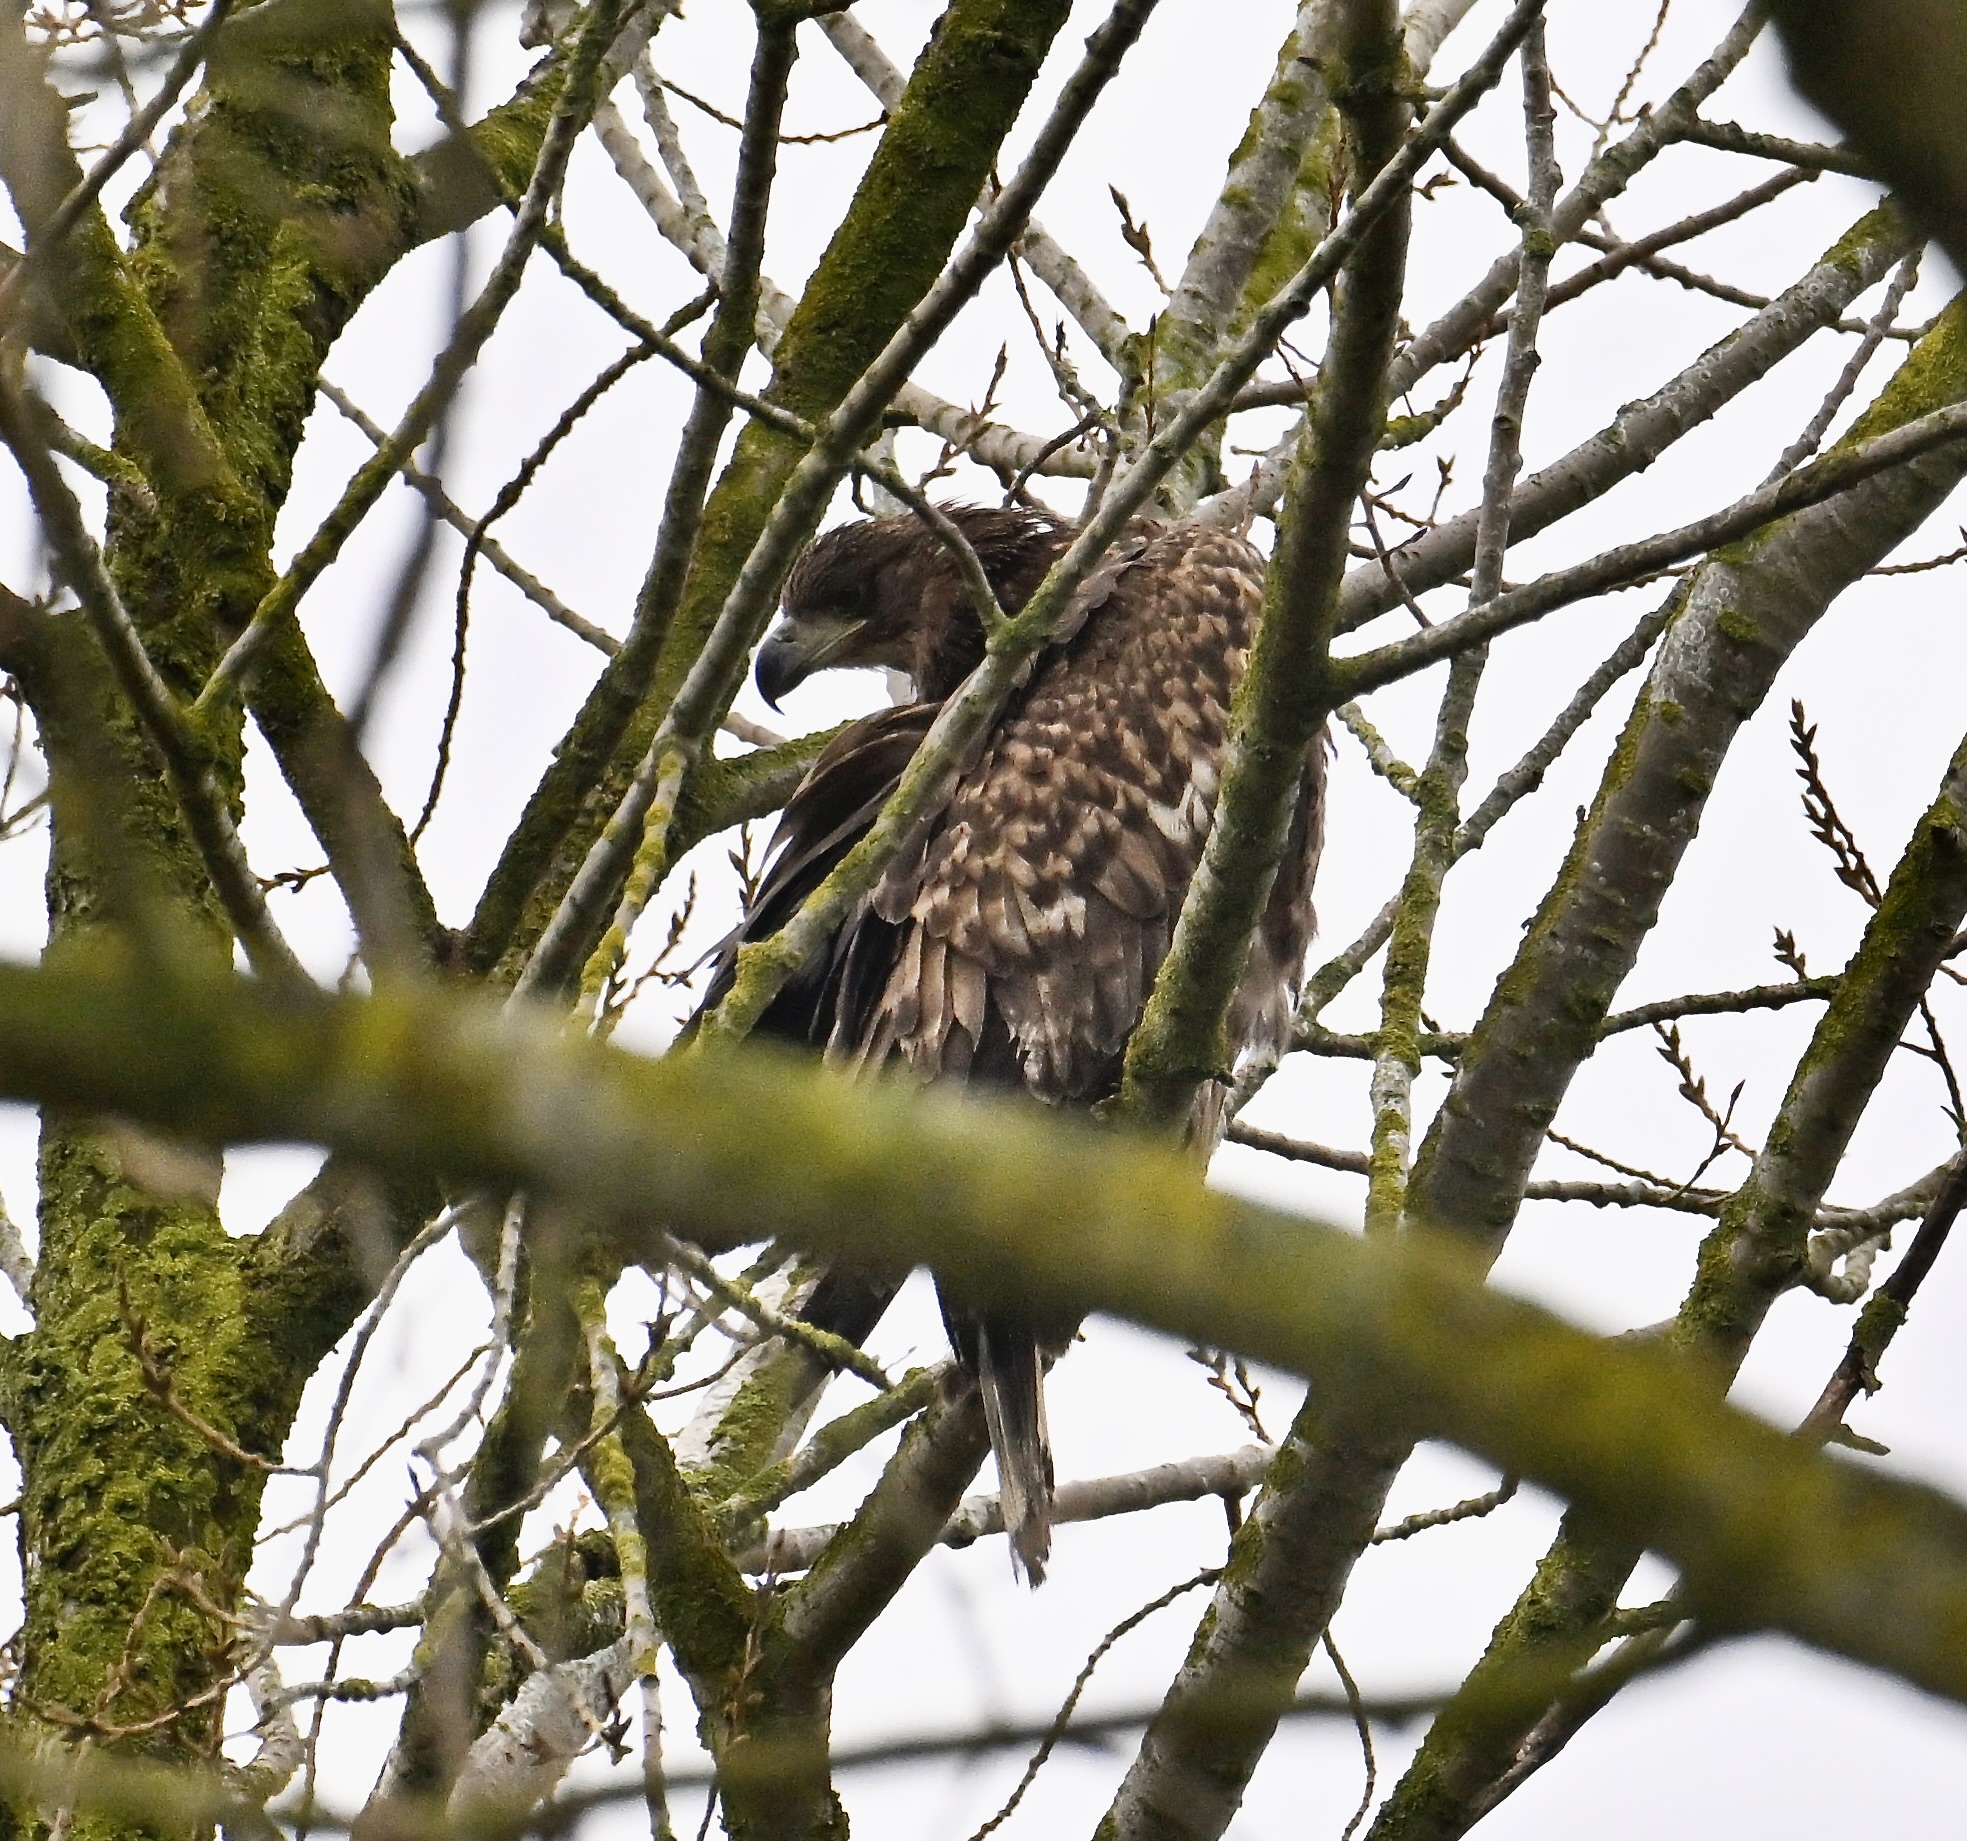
[709,505,1326,1581]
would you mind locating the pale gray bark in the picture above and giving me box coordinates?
[1368,722,1967,1841]
[447,1637,636,1822]
[590,92,1098,481]
[745,1443,1274,1572]
[1197,4,1774,531]
[1400,0,1480,67]
[1152,2,1331,396]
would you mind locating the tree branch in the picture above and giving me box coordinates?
[747,1440,1272,1573]
[1333,204,1915,632]
[13,957,1967,1713]
[1372,721,1967,1838]
[1119,0,1411,1133]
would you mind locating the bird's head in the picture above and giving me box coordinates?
[754,504,1067,709]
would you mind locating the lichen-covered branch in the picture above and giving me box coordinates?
[1363,20,1555,1239]
[778,1376,991,1683]
[1801,1152,1967,1439]
[1119,286,1967,1841]
[0,368,307,986]
[1145,0,1334,507]
[574,1286,672,1839]
[815,9,1131,369]
[1247,598,1678,1101]
[1336,384,1967,698]
[719,1364,947,1537]
[13,958,1967,1720]
[519,7,801,1009]
[1333,205,1915,631]
[193,0,634,718]
[1101,28,1536,1828]
[1406,294,1967,1256]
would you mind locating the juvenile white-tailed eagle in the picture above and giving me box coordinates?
[713,505,1326,1580]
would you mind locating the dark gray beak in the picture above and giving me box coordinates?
[754,624,807,712]
[753,613,868,711]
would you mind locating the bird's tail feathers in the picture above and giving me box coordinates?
[977,1323,1054,1586]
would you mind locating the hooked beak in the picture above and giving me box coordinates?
[754,613,869,711]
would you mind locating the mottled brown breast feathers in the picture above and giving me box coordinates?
[819,521,1323,1110]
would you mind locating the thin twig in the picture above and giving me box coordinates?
[1764,249,1921,483]
[1326,1627,1376,1841]
[190,0,635,720]
[660,1237,893,1391]
[966,1568,1222,1841]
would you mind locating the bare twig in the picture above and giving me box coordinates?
[966,1568,1223,1841]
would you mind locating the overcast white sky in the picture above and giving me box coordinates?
[7,0,1967,1833]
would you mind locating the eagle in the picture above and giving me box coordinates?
[709,504,1326,1581]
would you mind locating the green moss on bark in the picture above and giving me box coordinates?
[2,0,421,1822]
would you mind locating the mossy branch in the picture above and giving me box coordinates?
[777,1377,990,1686]
[0,5,248,510]
[1333,205,1913,630]
[1409,293,1967,1259]
[718,1366,945,1536]
[13,956,1967,1712]
[1145,0,1336,508]
[516,10,802,1009]
[612,1387,757,1698]
[190,0,636,722]
[1361,18,1555,1241]
[1335,384,1967,701]
[1119,0,1413,1132]
[0,370,307,987]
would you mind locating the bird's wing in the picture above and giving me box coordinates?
[693,702,937,1048]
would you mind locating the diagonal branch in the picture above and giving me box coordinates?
[1334,384,1967,699]
[1137,287,1967,1841]
[1119,0,1414,1133]
[815,10,1131,367]
[0,369,306,987]
[1332,204,1916,631]
[189,0,636,721]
